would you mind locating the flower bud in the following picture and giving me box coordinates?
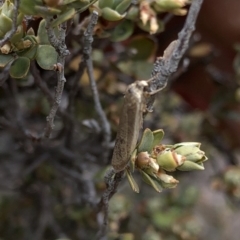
[1,42,11,54]
[156,170,179,188]
[136,152,159,173]
[172,142,208,171]
[1,0,15,18]
[156,149,185,172]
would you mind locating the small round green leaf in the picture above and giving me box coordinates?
[10,57,30,79]
[36,45,58,70]
[110,19,134,42]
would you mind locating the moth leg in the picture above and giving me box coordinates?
[130,149,138,172]
[149,87,165,95]
[125,167,139,193]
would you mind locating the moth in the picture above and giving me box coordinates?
[111,40,178,174]
[111,80,149,173]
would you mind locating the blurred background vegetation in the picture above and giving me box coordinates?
[1,0,240,239]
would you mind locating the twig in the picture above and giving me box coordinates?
[0,117,24,136]
[30,61,76,130]
[82,11,111,158]
[22,153,49,177]
[34,186,68,240]
[44,19,70,138]
[64,60,85,148]
[96,168,124,240]
[149,0,203,96]
[55,163,97,206]
[0,0,20,47]
[30,62,53,103]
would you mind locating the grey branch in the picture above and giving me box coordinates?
[0,0,20,47]
[149,0,203,94]
[44,19,70,138]
[96,168,124,240]
[83,11,111,156]
[31,62,53,104]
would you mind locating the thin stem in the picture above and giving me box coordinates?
[83,11,111,157]
[147,0,204,107]
[96,168,124,240]
[31,62,53,103]
[44,19,70,138]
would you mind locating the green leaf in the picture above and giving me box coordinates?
[75,0,98,13]
[110,19,134,42]
[138,128,154,153]
[34,5,61,16]
[177,161,204,171]
[0,54,14,68]
[10,57,30,79]
[101,7,126,21]
[50,8,76,28]
[126,168,139,193]
[10,25,24,44]
[140,169,162,192]
[36,45,58,70]
[37,19,51,45]
[112,0,122,9]
[0,14,12,34]
[115,0,131,14]
[99,0,114,9]
[18,44,38,60]
[19,0,42,15]
[152,129,164,148]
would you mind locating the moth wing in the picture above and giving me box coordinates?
[111,94,142,172]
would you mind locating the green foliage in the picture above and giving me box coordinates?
[0,53,13,67]
[36,45,58,70]
[0,0,98,79]
[98,0,131,21]
[9,56,30,78]
[110,19,134,42]
[127,128,208,192]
